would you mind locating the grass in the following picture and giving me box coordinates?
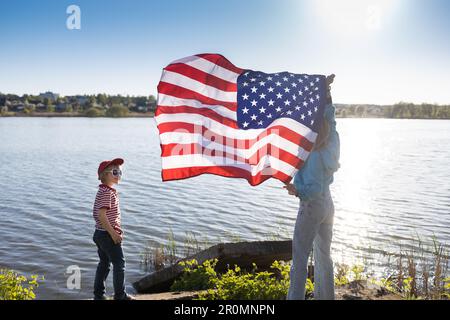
[139,231,449,299]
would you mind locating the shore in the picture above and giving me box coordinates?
[2,112,450,119]
[0,111,155,118]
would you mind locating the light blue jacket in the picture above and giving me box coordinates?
[293,104,340,201]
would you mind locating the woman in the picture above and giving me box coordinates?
[284,77,340,300]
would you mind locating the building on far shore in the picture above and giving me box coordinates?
[39,91,60,102]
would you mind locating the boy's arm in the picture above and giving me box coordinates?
[98,208,122,244]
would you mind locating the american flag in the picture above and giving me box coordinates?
[155,53,328,186]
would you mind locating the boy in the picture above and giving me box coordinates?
[92,158,134,300]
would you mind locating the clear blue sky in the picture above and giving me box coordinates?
[1,0,449,104]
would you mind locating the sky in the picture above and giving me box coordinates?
[0,0,449,105]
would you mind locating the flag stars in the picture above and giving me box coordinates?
[275,81,282,86]
[267,113,273,119]
[291,82,297,88]
[276,93,283,99]
[251,114,258,121]
[268,99,275,106]
[242,93,249,100]
[251,86,258,93]
[259,93,266,99]
[258,120,263,126]
[250,100,257,107]
[243,82,249,87]
[301,114,305,120]
[250,78,256,82]
[284,99,291,106]
[268,87,274,93]
[275,106,282,112]
[266,76,273,81]
[284,87,291,93]
[242,107,249,114]
[259,81,266,86]
[259,106,266,113]
[243,121,249,127]
[308,110,313,116]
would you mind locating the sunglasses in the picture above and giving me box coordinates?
[104,169,122,177]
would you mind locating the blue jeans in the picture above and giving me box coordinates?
[93,229,126,300]
[287,191,335,300]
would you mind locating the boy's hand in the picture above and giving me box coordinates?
[111,232,123,244]
[283,183,298,197]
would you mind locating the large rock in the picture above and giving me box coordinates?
[133,240,292,293]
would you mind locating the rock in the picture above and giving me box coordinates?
[133,240,292,293]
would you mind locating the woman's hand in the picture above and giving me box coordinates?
[283,183,298,197]
[326,74,335,98]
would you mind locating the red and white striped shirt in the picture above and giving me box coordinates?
[93,184,122,234]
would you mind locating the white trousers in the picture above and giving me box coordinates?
[287,192,335,300]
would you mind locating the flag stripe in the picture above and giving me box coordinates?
[156,106,238,129]
[157,93,237,121]
[159,130,311,159]
[161,154,299,177]
[168,54,242,83]
[155,114,317,144]
[161,166,292,186]
[160,70,237,102]
[158,82,237,111]
[160,142,307,170]
[164,63,238,92]
[195,53,244,75]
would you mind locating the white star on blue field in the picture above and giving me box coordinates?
[237,70,327,132]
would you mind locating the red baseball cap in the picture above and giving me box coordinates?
[97,158,124,177]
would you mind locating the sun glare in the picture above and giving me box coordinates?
[313,0,399,36]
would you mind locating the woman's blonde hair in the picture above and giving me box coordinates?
[314,118,330,151]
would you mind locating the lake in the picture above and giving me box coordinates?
[0,117,449,299]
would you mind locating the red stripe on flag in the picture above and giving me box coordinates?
[161,166,292,186]
[156,106,238,128]
[195,54,244,75]
[164,63,238,92]
[157,82,237,111]
[157,122,314,152]
[160,142,305,169]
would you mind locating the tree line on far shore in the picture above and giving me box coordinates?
[1,93,449,119]
[0,93,156,117]
[335,102,450,119]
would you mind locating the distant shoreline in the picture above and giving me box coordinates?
[0,111,155,118]
[1,112,449,120]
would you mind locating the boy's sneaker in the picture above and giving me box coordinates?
[114,293,136,300]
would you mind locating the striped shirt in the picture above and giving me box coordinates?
[93,184,122,234]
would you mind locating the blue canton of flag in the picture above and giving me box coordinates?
[237,70,328,132]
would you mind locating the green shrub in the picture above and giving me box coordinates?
[85,107,104,117]
[171,259,218,291]
[0,269,42,300]
[106,105,129,117]
[171,259,307,300]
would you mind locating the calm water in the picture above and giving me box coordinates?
[0,117,449,299]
